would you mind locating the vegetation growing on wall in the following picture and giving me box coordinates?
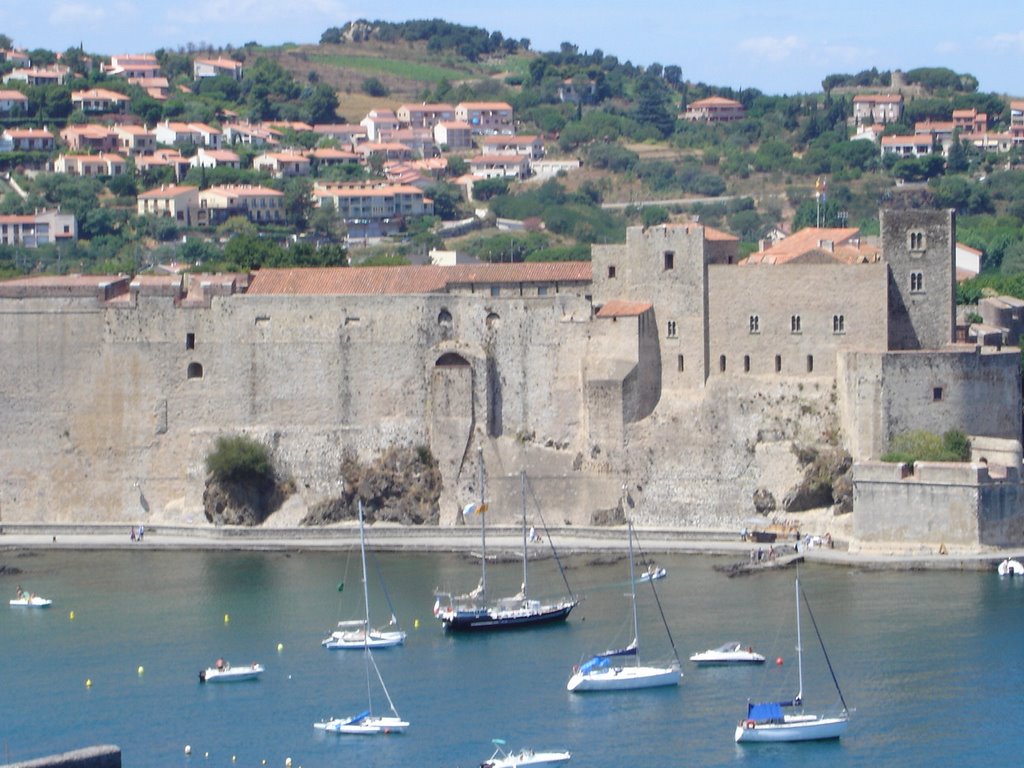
[205,435,275,484]
[881,429,971,464]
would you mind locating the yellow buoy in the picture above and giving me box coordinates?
[69,610,75,621]
[277,642,284,652]
[85,678,92,688]
[137,665,144,676]
[414,619,420,629]
[224,614,230,624]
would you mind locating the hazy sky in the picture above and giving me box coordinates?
[3,1,1022,96]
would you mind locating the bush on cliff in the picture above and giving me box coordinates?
[206,435,274,484]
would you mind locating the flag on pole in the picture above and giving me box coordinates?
[462,502,489,517]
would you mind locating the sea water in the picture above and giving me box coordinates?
[1,547,1022,767]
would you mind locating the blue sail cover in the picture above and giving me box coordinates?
[579,656,612,674]
[596,640,638,659]
[747,702,785,722]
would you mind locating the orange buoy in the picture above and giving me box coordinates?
[776,657,784,666]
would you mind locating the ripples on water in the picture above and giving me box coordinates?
[2,549,1023,767]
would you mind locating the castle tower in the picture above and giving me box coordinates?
[882,208,956,351]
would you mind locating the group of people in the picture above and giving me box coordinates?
[14,585,34,600]
[749,545,777,564]
[129,525,145,542]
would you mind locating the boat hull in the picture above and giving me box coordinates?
[321,630,406,649]
[440,601,576,632]
[9,597,52,608]
[734,715,848,742]
[567,664,681,692]
[199,664,264,683]
[483,750,571,767]
[689,651,765,665]
[314,715,408,735]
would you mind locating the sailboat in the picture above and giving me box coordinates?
[434,457,578,632]
[322,514,406,650]
[566,521,681,691]
[314,502,409,735]
[735,574,849,743]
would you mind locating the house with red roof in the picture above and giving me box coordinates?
[682,97,745,123]
[311,182,434,239]
[115,124,157,155]
[197,185,285,226]
[189,148,241,170]
[852,93,903,125]
[53,152,128,177]
[3,127,55,151]
[0,209,77,245]
[102,54,161,79]
[397,103,456,129]
[433,120,473,150]
[193,57,243,81]
[455,102,514,135]
[71,88,131,114]
[137,184,200,226]
[0,89,28,113]
[480,134,544,160]
[253,150,312,178]
[60,124,119,152]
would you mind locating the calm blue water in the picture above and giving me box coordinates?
[2,547,1023,768]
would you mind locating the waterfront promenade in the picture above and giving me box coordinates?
[0,521,1016,571]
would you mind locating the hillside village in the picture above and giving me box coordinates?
[2,22,1024,551]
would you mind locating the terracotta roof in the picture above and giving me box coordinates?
[457,101,513,110]
[596,300,653,318]
[957,242,983,256]
[688,96,743,108]
[743,227,865,265]
[247,262,592,295]
[702,225,739,242]
[0,90,27,101]
[138,184,199,199]
[72,88,130,101]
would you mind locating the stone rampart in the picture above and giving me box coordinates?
[2,746,120,768]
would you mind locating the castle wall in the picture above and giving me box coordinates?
[0,290,601,524]
[853,460,1024,546]
[707,262,888,379]
[839,346,1022,459]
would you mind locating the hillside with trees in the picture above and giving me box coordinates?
[0,20,1020,305]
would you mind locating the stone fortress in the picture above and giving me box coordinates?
[1,208,1021,548]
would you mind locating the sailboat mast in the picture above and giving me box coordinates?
[521,470,528,598]
[628,520,640,667]
[478,446,487,603]
[357,501,374,712]
[795,574,804,703]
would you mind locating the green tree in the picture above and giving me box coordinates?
[633,74,675,139]
[205,435,274,483]
[304,83,339,124]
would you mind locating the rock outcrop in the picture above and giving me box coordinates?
[301,445,443,526]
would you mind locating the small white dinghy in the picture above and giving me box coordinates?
[199,659,264,683]
[689,641,766,665]
[480,738,571,767]
[637,564,666,583]
[10,595,52,608]
[998,558,1024,576]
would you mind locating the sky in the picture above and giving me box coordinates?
[2,1,1023,96]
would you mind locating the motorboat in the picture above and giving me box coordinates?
[199,659,264,682]
[314,502,409,736]
[567,521,681,692]
[998,558,1024,576]
[10,593,52,608]
[435,461,577,632]
[734,574,849,743]
[689,641,766,665]
[480,739,571,767]
[637,564,666,582]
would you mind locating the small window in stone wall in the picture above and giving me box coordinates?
[749,315,760,333]
[438,308,453,326]
[719,355,726,373]
[910,271,924,292]
[186,332,195,350]
[833,314,845,334]
[667,320,677,338]
[664,251,674,270]
[608,265,617,279]
[677,354,684,372]
[910,231,926,251]
[743,355,750,372]
[538,286,548,296]
[933,386,943,401]
[490,285,500,297]
[187,362,203,380]
[790,315,801,333]
[486,312,501,329]
[775,354,782,373]
[807,354,814,373]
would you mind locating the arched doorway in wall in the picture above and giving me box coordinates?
[429,350,477,521]
[187,362,204,379]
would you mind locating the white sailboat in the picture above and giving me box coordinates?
[434,456,577,632]
[322,511,406,650]
[315,502,408,736]
[567,521,681,692]
[735,574,849,743]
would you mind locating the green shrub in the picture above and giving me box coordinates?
[206,435,274,483]
[881,429,971,463]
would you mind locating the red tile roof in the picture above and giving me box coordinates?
[247,262,592,295]
[596,300,653,317]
